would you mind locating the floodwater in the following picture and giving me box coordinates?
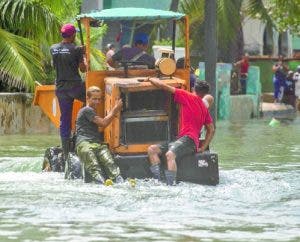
[0,118,299,242]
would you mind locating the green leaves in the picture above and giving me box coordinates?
[217,0,242,49]
[180,0,204,25]
[179,0,243,53]
[0,0,61,44]
[75,24,107,71]
[0,0,82,91]
[245,0,300,33]
[0,28,44,91]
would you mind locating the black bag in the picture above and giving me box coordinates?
[42,147,64,172]
[64,152,82,179]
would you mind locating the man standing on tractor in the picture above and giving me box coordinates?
[50,23,87,163]
[147,78,215,185]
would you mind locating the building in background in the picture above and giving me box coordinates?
[242,16,294,57]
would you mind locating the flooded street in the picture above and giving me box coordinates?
[0,118,299,241]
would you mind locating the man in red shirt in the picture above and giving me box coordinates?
[234,54,250,94]
[147,78,215,185]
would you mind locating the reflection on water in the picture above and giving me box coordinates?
[0,118,299,241]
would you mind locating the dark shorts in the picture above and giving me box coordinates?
[159,135,196,159]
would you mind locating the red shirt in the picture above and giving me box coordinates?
[174,88,213,148]
[240,60,249,74]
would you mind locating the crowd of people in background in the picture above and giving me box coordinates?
[231,53,300,110]
[272,55,300,109]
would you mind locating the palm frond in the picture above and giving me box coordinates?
[0,28,45,91]
[244,0,274,25]
[0,0,61,44]
[180,0,243,49]
[90,48,106,71]
[179,0,205,25]
[89,25,108,45]
[217,0,242,48]
[76,25,107,70]
[40,0,82,22]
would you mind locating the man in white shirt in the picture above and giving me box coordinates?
[293,66,300,110]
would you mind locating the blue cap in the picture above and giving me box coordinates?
[134,32,149,45]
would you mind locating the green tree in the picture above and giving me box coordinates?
[246,0,300,33]
[0,0,86,92]
[179,0,300,64]
[0,0,62,91]
[180,0,244,64]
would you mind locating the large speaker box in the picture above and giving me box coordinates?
[176,152,219,185]
[114,152,219,185]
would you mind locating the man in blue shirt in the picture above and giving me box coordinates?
[107,32,155,69]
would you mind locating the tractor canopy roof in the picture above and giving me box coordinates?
[76,7,185,22]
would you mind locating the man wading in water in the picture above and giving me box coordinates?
[75,86,124,184]
[147,78,215,185]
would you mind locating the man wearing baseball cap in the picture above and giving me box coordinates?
[50,23,87,164]
[107,32,155,69]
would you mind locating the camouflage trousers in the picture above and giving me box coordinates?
[76,141,120,183]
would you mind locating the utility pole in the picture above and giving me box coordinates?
[204,0,217,121]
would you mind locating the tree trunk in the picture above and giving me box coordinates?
[204,0,217,121]
[218,23,244,63]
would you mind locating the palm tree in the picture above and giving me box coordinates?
[246,0,300,33]
[0,28,44,91]
[179,0,283,64]
[0,0,81,92]
[179,0,245,64]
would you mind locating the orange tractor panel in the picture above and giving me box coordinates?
[33,85,83,131]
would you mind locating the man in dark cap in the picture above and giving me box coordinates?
[147,78,215,185]
[107,32,155,69]
[50,23,87,163]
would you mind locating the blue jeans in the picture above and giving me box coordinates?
[273,77,284,101]
[240,77,247,94]
[56,82,85,139]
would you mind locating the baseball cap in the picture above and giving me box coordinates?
[61,23,76,38]
[134,32,149,45]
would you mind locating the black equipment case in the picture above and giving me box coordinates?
[176,151,219,185]
[115,151,219,185]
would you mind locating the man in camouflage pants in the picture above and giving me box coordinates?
[75,86,124,184]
